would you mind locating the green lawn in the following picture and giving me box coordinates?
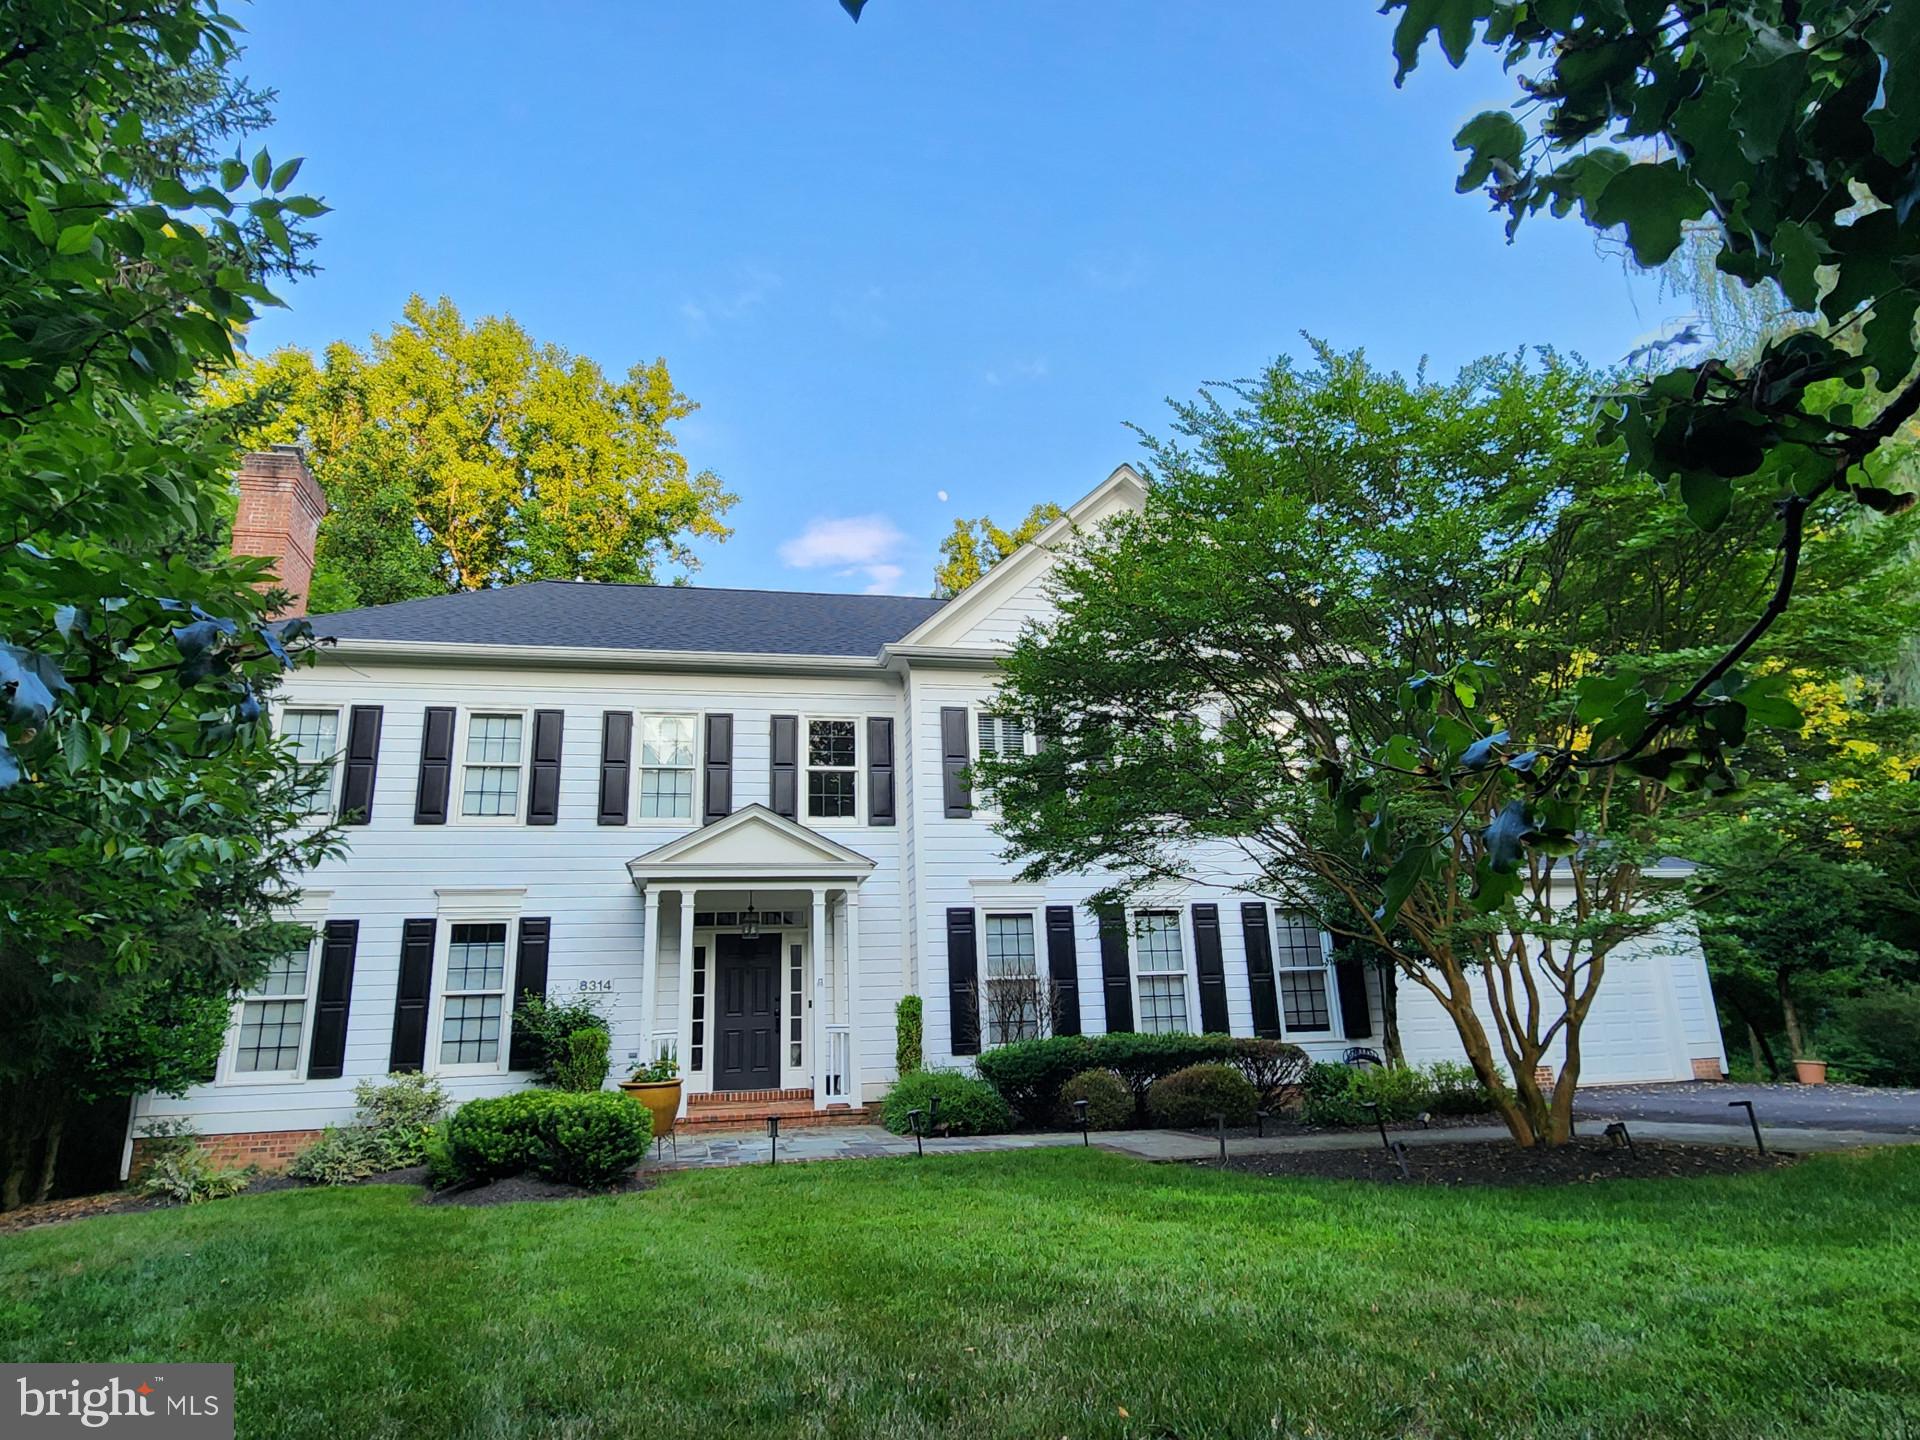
[2,1148,1916,1440]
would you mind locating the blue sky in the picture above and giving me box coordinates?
[237,1,1679,597]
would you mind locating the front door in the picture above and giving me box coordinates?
[713,933,782,1091]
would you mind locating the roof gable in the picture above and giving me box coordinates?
[894,464,1147,652]
[625,805,876,884]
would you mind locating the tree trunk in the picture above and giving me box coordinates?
[1746,1021,1767,1079]
[1778,971,1807,1059]
[1376,960,1404,1066]
[31,1109,64,1205]
[1424,972,1546,1145]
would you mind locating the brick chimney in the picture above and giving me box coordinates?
[232,446,327,616]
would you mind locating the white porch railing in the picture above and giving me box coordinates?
[648,1030,677,1066]
[822,1025,851,1103]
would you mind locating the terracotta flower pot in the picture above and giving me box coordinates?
[1793,1058,1828,1085]
[619,1078,683,1138]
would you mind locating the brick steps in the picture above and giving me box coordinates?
[676,1093,877,1131]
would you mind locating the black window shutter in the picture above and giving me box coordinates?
[339,705,383,824]
[704,713,733,822]
[946,907,981,1056]
[413,706,456,824]
[1336,957,1373,1039]
[1044,904,1082,1037]
[1096,903,1134,1034]
[307,919,359,1079]
[769,714,798,819]
[598,711,631,825]
[527,709,564,825]
[1191,903,1230,1034]
[940,706,971,817]
[1239,903,1283,1039]
[507,917,551,1071]
[867,716,896,826]
[388,918,436,1073]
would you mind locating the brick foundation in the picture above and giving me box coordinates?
[132,1129,322,1177]
[1691,1056,1727,1081]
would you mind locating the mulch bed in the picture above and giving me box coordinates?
[419,1170,656,1207]
[1216,1137,1797,1187]
[0,1190,168,1235]
[1186,1112,1503,1142]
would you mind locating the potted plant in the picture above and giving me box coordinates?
[1793,1054,1828,1085]
[619,1049,683,1137]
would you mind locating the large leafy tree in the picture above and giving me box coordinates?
[0,1,339,1205]
[982,347,1916,1144]
[933,503,1064,597]
[221,296,737,609]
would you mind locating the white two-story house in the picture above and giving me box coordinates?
[136,452,1727,1168]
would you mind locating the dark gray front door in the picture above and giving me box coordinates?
[713,932,782,1091]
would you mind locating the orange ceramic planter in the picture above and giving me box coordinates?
[618,1078,682,1138]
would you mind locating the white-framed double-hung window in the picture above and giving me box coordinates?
[281,707,341,816]
[226,940,318,1079]
[982,911,1043,1045]
[975,712,1029,759]
[637,714,697,820]
[459,712,526,820]
[806,718,858,820]
[439,921,510,1069]
[1273,910,1337,1035]
[1133,910,1190,1034]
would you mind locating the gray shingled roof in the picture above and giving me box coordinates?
[308,580,947,657]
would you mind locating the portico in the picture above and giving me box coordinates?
[625,806,876,1116]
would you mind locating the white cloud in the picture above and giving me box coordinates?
[936,489,949,503]
[984,356,1049,387]
[680,264,782,335]
[778,514,911,593]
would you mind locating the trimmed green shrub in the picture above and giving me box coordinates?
[1146,1063,1258,1128]
[512,993,609,1087]
[552,1026,612,1093]
[1086,1033,1237,1107]
[288,1072,449,1185]
[896,994,924,1076]
[445,1090,652,1188]
[974,1035,1096,1123]
[1057,1068,1133,1130]
[1300,1061,1490,1126]
[1223,1038,1311,1109]
[1424,1061,1494,1116]
[422,1120,459,1190]
[880,1069,1013,1136]
[446,1091,556,1182]
[541,1092,651,1187]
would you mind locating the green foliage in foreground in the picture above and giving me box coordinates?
[445,1091,651,1189]
[1,1148,1916,1439]
[877,1069,1012,1136]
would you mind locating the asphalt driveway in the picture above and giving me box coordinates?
[1574,1081,1920,1135]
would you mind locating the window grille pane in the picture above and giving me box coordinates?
[639,767,694,818]
[461,764,519,817]
[1138,976,1188,1034]
[235,998,306,1071]
[1135,912,1184,973]
[789,951,804,1067]
[254,949,310,998]
[807,769,856,818]
[640,715,695,768]
[977,713,996,754]
[466,714,522,764]
[1272,912,1324,967]
[447,923,508,991]
[1279,970,1333,1032]
[283,709,338,764]
[440,995,502,1065]
[984,914,1037,978]
[807,719,856,768]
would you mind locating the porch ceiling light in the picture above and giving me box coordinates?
[740,892,761,938]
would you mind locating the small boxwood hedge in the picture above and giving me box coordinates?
[880,1070,1013,1136]
[1147,1064,1259,1128]
[1056,1068,1133,1130]
[446,1089,652,1188]
[1300,1061,1494,1126]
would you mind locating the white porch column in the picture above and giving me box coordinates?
[675,888,696,1115]
[639,886,660,1066]
[844,887,863,1109]
[811,884,830,1107]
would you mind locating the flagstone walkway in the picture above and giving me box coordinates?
[641,1114,1917,1171]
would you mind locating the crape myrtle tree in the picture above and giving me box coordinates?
[217,296,737,611]
[979,347,1916,1145]
[0,1,341,1206]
